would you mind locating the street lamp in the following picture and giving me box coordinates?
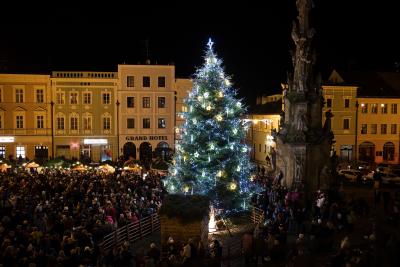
[116,100,120,159]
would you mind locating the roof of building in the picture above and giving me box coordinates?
[326,69,400,97]
[248,99,282,115]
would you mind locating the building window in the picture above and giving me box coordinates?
[0,88,2,103]
[103,92,111,105]
[361,124,367,134]
[371,124,377,134]
[16,115,24,129]
[36,89,44,103]
[158,76,166,87]
[57,92,65,104]
[344,99,350,108]
[127,97,135,108]
[158,118,166,128]
[381,103,388,114]
[143,76,150,87]
[127,118,135,129]
[391,103,397,114]
[381,124,387,134]
[57,117,65,130]
[391,124,397,134]
[83,92,92,104]
[326,98,332,108]
[0,115,2,129]
[158,97,166,108]
[70,117,78,130]
[371,103,378,114]
[127,76,134,87]
[343,118,350,130]
[16,89,24,103]
[143,97,150,108]
[70,92,78,105]
[37,115,44,129]
[16,146,25,159]
[103,117,111,130]
[259,144,261,152]
[0,146,5,159]
[361,103,368,113]
[83,116,92,130]
[143,118,150,128]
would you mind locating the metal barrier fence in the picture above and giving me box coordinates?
[101,213,160,251]
[251,206,265,224]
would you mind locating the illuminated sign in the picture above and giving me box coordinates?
[83,139,108,145]
[0,136,15,143]
[125,136,168,141]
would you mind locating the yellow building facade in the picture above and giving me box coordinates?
[357,97,400,163]
[0,74,52,161]
[51,71,118,162]
[117,64,191,161]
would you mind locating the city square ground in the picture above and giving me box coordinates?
[131,183,400,266]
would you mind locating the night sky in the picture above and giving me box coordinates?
[1,1,399,106]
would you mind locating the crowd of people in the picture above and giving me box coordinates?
[0,167,166,266]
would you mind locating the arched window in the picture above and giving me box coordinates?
[69,112,79,131]
[102,113,111,131]
[56,113,65,130]
[82,113,92,131]
[383,142,395,161]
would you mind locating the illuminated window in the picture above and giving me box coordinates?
[36,89,44,103]
[371,124,377,134]
[391,104,397,114]
[127,97,134,108]
[371,104,378,114]
[361,103,368,113]
[15,89,24,103]
[391,124,397,134]
[127,76,134,87]
[158,97,166,108]
[16,115,24,129]
[143,118,150,128]
[158,76,166,87]
[361,124,367,134]
[103,92,111,105]
[158,118,166,128]
[57,92,65,104]
[381,124,387,134]
[0,146,5,159]
[143,97,150,108]
[381,104,388,114]
[36,115,44,129]
[143,76,150,87]
[16,146,25,158]
[127,118,135,129]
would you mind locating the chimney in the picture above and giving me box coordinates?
[145,59,151,65]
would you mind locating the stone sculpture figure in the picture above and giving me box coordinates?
[296,110,308,132]
[323,109,334,132]
[294,155,303,184]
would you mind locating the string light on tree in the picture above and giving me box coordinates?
[166,38,253,210]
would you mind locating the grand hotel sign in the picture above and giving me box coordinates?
[125,136,168,141]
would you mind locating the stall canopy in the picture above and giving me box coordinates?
[26,162,40,168]
[99,164,115,173]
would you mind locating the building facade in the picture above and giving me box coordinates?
[0,74,52,161]
[357,97,400,163]
[118,64,182,162]
[51,71,118,162]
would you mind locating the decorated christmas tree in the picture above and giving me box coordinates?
[166,39,252,210]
